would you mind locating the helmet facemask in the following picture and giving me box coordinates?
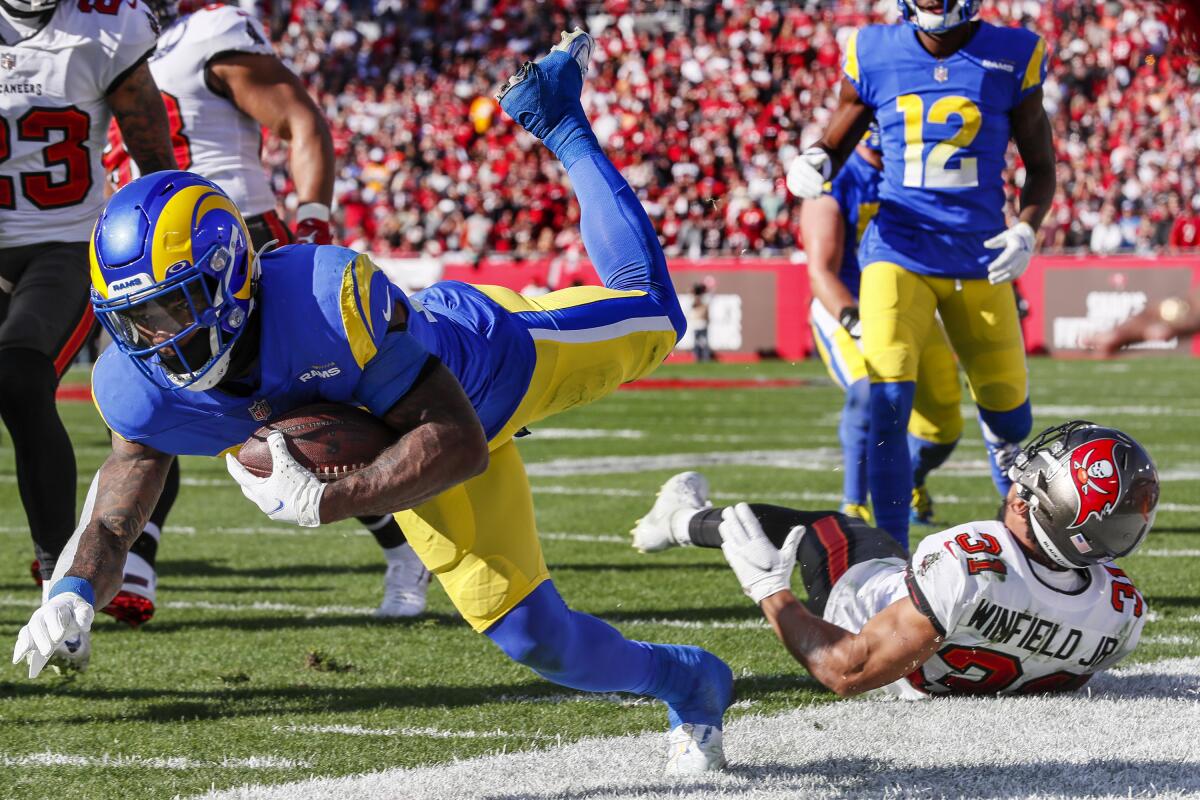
[94,226,257,392]
[897,0,979,34]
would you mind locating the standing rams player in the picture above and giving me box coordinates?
[637,421,1158,696]
[795,127,963,527]
[104,0,429,624]
[0,0,175,616]
[787,0,1056,545]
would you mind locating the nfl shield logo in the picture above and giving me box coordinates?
[934,63,949,83]
[248,398,272,422]
[1,54,16,70]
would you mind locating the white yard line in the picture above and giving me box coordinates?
[195,658,1200,800]
[273,724,555,740]
[1140,549,1200,558]
[3,753,307,770]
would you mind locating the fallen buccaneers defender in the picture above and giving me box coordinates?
[636,421,1158,697]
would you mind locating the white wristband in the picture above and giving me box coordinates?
[296,202,331,222]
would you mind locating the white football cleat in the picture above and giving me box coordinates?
[631,471,711,553]
[664,723,726,775]
[375,544,431,618]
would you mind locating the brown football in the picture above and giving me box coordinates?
[236,403,397,482]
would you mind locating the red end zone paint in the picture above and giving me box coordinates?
[619,378,807,390]
[56,385,92,402]
[56,377,808,402]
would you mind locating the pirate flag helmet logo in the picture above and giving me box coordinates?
[1008,421,1159,568]
[1067,438,1124,528]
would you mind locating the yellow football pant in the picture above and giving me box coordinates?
[810,297,962,444]
[859,261,1027,413]
[394,284,678,631]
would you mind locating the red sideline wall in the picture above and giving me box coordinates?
[438,255,1200,359]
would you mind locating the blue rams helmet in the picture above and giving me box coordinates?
[898,0,980,33]
[90,171,257,391]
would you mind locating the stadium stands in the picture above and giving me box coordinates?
[265,0,1199,257]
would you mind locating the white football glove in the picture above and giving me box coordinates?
[226,431,326,527]
[785,146,833,200]
[719,503,803,604]
[13,591,94,679]
[984,222,1036,285]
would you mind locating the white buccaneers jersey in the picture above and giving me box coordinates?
[112,5,276,215]
[0,1,157,248]
[824,521,1146,699]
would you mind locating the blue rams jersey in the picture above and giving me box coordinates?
[92,245,536,456]
[844,22,1045,277]
[825,150,882,299]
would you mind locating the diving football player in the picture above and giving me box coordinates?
[14,31,732,774]
[787,0,1056,544]
[637,421,1158,697]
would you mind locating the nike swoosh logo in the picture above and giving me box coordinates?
[268,499,285,515]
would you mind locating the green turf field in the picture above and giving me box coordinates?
[1,356,1196,800]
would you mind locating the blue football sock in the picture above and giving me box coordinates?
[486,581,732,728]
[565,154,685,336]
[841,379,871,506]
[909,434,958,488]
[978,400,1032,498]
[868,381,915,547]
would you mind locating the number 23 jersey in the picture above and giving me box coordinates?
[843,22,1046,277]
[0,0,158,248]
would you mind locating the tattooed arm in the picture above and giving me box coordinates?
[66,437,174,608]
[107,61,178,175]
[318,360,489,522]
[758,592,942,697]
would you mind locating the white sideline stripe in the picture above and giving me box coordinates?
[165,600,375,616]
[273,724,555,740]
[1144,635,1198,646]
[529,427,645,439]
[1141,549,1200,558]
[1035,404,1200,417]
[527,315,675,344]
[3,752,307,770]
[194,658,1200,800]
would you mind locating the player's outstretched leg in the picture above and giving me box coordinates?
[498,29,685,338]
[840,379,872,522]
[868,381,915,547]
[486,580,732,773]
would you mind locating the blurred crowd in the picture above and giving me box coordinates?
[262,0,1200,258]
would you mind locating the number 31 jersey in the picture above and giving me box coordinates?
[107,5,277,216]
[824,521,1146,698]
[0,0,157,248]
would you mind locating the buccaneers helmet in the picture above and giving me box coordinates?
[1008,421,1159,568]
